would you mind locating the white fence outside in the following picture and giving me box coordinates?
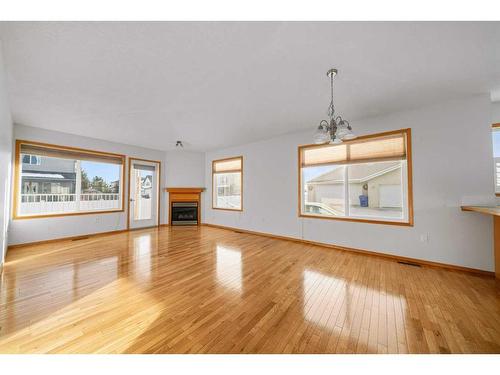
[216,195,241,209]
[20,193,121,215]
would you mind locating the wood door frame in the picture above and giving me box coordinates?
[127,157,162,230]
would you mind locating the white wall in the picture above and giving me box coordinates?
[8,125,171,245]
[205,95,495,272]
[492,102,500,123]
[165,150,205,187]
[165,150,206,221]
[0,42,13,264]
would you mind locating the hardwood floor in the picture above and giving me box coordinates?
[0,226,499,353]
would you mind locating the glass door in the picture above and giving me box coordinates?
[129,159,160,229]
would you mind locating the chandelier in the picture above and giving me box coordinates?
[313,68,356,144]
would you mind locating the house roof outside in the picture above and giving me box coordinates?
[307,161,401,185]
[141,175,153,187]
[22,172,66,179]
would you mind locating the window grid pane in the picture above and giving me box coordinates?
[303,165,346,217]
[347,161,404,220]
[213,171,241,209]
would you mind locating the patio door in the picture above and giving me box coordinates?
[128,159,160,229]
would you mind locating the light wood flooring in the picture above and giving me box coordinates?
[0,226,499,353]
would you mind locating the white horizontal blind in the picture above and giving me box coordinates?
[213,157,242,173]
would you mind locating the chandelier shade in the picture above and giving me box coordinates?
[313,125,330,144]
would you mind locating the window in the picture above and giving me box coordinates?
[492,124,500,196]
[14,140,125,219]
[22,154,41,165]
[299,129,413,225]
[212,156,243,210]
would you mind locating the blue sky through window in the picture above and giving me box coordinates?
[302,165,340,182]
[81,161,120,182]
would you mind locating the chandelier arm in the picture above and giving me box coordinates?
[319,119,330,129]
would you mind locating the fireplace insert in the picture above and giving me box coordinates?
[171,202,198,225]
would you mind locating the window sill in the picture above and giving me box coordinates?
[299,213,413,226]
[13,208,125,220]
[212,207,243,212]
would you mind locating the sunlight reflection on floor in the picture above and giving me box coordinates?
[0,277,163,353]
[216,245,242,293]
[133,234,152,282]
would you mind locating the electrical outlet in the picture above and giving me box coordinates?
[420,233,429,243]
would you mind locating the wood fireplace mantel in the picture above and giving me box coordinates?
[166,187,205,225]
[165,187,205,194]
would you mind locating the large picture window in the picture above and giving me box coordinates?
[14,140,125,219]
[299,129,413,225]
[212,156,243,211]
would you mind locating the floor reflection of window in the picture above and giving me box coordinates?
[303,269,347,332]
[216,245,242,292]
[303,267,406,352]
[134,235,152,282]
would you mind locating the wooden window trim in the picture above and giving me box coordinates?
[212,156,243,212]
[127,157,162,230]
[297,128,414,226]
[13,139,126,220]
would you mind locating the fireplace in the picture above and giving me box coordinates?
[171,202,198,225]
[166,187,205,226]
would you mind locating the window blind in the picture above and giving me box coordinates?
[301,130,408,167]
[20,143,124,165]
[213,157,242,173]
[134,164,156,172]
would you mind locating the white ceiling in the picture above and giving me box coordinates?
[0,22,499,151]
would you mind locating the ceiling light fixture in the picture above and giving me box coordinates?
[313,68,356,144]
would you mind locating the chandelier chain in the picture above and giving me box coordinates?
[328,70,335,119]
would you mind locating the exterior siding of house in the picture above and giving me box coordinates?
[307,168,401,209]
[21,155,76,194]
